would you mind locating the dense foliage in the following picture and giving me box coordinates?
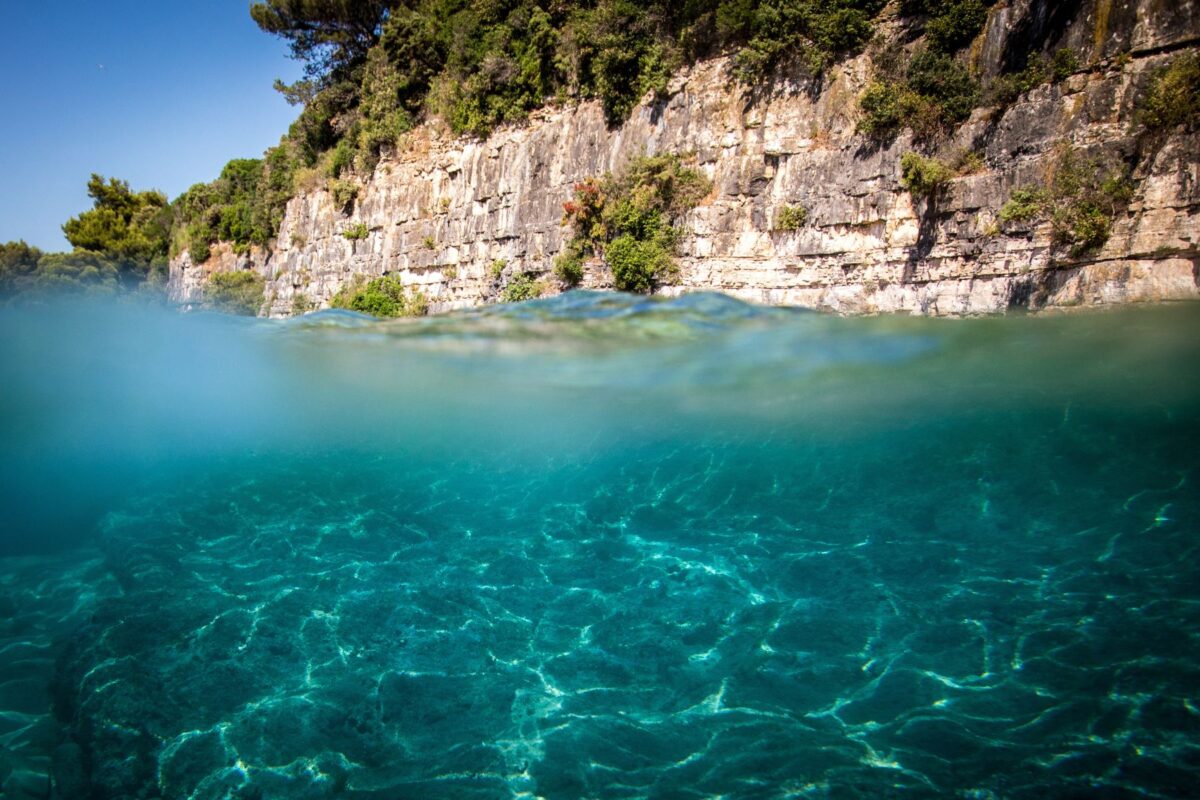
[330,274,429,317]
[0,241,44,296]
[858,47,980,138]
[725,0,886,81]
[558,153,710,293]
[172,151,297,263]
[251,0,891,145]
[904,0,990,54]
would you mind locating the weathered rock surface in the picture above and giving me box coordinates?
[169,1,1200,316]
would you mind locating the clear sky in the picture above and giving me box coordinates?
[0,1,304,251]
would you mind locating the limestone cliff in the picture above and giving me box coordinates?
[169,0,1200,316]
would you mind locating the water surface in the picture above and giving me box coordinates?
[1,294,1197,798]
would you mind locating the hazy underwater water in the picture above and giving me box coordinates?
[0,293,1198,799]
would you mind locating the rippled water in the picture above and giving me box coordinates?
[1,294,1198,799]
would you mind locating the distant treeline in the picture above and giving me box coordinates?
[1,176,170,301]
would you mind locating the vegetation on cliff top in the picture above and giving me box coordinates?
[257,0,888,136]
[163,0,892,266]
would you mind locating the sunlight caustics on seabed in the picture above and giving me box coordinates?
[0,293,1197,798]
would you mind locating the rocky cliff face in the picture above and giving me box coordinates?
[169,0,1200,316]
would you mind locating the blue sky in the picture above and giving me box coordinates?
[0,1,304,251]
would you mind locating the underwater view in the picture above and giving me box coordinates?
[1,294,1198,799]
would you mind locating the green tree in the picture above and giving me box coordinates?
[560,1,672,123]
[61,174,170,286]
[251,0,395,82]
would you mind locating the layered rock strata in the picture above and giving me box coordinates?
[169,2,1200,316]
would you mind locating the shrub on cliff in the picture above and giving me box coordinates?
[328,179,358,212]
[998,188,1046,225]
[554,243,586,288]
[605,234,676,293]
[501,271,545,303]
[900,152,954,199]
[1047,153,1133,255]
[773,205,808,231]
[292,292,314,314]
[858,81,907,136]
[560,153,709,294]
[342,223,370,240]
[986,48,1080,107]
[920,0,990,53]
[998,151,1133,256]
[1139,52,1200,131]
[188,235,212,265]
[206,270,266,316]
[331,275,428,317]
[905,49,979,125]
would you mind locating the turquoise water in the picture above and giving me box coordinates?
[1,294,1198,798]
